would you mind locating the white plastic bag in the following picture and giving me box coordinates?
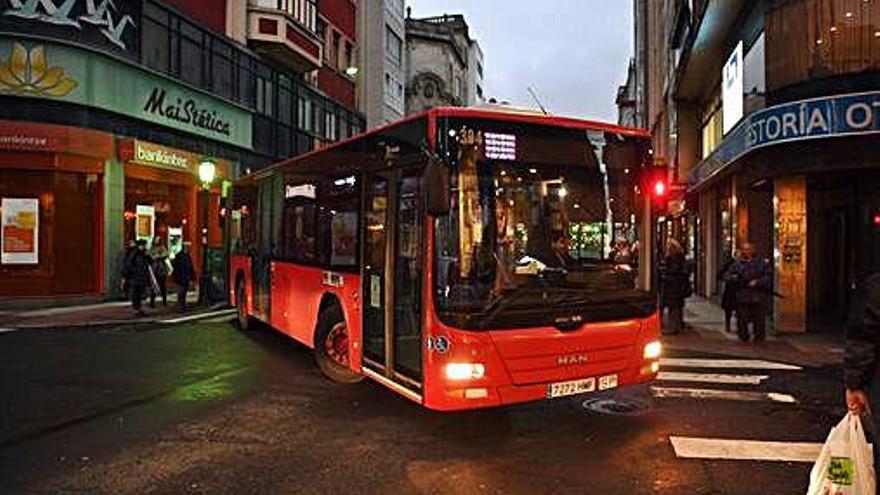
[806,414,876,495]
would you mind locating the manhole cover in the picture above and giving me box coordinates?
[582,397,652,415]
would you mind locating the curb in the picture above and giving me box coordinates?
[0,305,234,333]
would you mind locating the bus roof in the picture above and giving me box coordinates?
[243,106,650,182]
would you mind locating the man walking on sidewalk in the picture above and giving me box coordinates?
[844,272,880,469]
[172,242,196,313]
[726,242,771,344]
[124,240,153,317]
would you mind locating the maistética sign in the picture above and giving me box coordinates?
[0,37,252,149]
[143,88,233,138]
[690,91,880,185]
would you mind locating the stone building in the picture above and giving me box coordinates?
[404,12,483,114]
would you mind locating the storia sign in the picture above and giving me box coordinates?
[690,91,880,185]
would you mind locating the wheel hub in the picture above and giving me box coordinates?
[325,323,349,366]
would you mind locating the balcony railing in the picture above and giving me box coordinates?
[250,0,318,34]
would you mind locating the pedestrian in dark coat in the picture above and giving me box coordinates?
[124,239,153,316]
[843,272,880,469]
[118,240,136,298]
[149,236,170,308]
[725,242,772,344]
[718,252,740,333]
[171,242,196,313]
[661,238,689,334]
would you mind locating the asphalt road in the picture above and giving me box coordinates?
[0,319,847,494]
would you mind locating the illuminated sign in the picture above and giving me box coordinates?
[484,132,517,160]
[285,184,316,199]
[690,90,880,185]
[722,41,744,134]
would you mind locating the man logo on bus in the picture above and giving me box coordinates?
[557,354,589,366]
[427,336,451,354]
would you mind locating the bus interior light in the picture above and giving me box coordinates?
[445,363,486,380]
[643,341,662,360]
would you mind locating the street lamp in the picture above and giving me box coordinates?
[198,159,216,306]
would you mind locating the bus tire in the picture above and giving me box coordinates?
[314,304,363,384]
[236,280,252,331]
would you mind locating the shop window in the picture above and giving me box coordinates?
[212,41,234,100]
[180,21,204,86]
[386,26,402,66]
[256,76,274,117]
[701,93,723,159]
[277,85,292,125]
[238,55,256,108]
[142,16,170,72]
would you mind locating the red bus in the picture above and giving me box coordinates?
[229,107,662,411]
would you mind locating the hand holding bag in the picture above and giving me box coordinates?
[806,414,875,495]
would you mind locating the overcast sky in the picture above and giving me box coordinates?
[407,0,634,123]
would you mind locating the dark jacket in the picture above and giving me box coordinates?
[844,273,880,390]
[726,258,772,305]
[718,257,738,311]
[171,251,196,286]
[124,250,153,286]
[661,253,689,307]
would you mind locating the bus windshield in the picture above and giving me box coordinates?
[434,117,654,330]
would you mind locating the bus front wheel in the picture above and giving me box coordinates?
[314,305,363,384]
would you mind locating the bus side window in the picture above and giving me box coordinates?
[318,176,360,272]
[281,182,319,264]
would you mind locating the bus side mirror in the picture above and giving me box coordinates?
[425,157,450,216]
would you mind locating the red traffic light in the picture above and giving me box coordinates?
[652,180,667,197]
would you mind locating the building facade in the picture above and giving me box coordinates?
[632,0,880,333]
[0,0,364,303]
[358,0,406,128]
[616,59,638,127]
[404,12,483,114]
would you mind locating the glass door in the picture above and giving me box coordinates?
[361,169,424,389]
[362,174,389,370]
[392,172,423,383]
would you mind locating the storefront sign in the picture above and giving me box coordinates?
[0,38,253,149]
[690,91,880,186]
[0,119,114,157]
[0,0,141,60]
[1,198,39,264]
[120,139,231,180]
[722,41,744,134]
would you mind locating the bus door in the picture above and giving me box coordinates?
[361,168,424,393]
[252,175,278,321]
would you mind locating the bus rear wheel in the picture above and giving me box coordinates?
[236,281,252,331]
[314,305,363,384]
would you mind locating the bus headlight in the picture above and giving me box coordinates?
[643,341,662,360]
[445,363,485,380]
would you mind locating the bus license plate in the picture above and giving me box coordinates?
[598,374,618,391]
[547,378,595,399]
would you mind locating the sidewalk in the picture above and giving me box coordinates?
[0,292,233,331]
[664,297,844,368]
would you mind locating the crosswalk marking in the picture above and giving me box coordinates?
[659,358,802,371]
[159,309,237,325]
[0,327,19,334]
[652,386,797,403]
[669,436,821,463]
[657,371,770,385]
